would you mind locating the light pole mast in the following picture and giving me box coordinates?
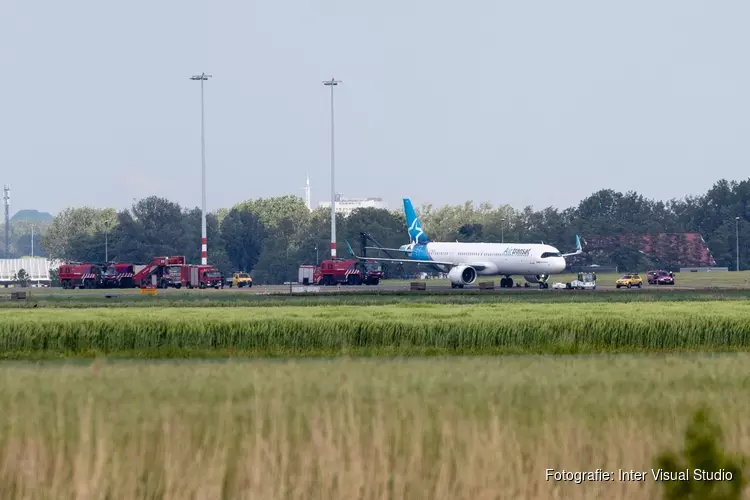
[191,73,212,265]
[323,78,341,259]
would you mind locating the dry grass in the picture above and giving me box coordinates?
[0,355,749,499]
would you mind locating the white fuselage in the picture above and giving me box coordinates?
[412,241,567,276]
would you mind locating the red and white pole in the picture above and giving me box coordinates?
[323,78,341,259]
[191,72,212,266]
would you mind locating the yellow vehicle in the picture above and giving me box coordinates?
[615,273,643,289]
[226,272,253,288]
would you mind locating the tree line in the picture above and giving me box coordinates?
[21,177,750,284]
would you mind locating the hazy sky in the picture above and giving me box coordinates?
[2,0,749,217]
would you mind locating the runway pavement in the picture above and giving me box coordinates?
[0,281,707,299]
[231,281,712,293]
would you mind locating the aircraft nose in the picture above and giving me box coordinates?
[555,257,566,273]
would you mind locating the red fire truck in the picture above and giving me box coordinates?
[101,263,136,288]
[134,256,186,288]
[162,264,224,289]
[58,264,104,289]
[313,259,384,285]
[193,265,224,289]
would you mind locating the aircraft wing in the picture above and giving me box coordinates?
[363,246,410,253]
[345,241,456,266]
[561,235,584,258]
[345,241,491,271]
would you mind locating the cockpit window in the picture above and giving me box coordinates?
[540,252,562,258]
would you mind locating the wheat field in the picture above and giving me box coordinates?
[0,355,748,499]
[2,302,750,358]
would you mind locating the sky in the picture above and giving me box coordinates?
[2,0,749,217]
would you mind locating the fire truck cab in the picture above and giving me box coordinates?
[58,264,104,289]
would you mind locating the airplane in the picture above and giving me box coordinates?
[345,197,583,289]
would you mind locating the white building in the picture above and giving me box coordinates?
[0,258,59,285]
[318,194,388,217]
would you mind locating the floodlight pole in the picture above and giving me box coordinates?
[191,72,212,265]
[323,78,341,258]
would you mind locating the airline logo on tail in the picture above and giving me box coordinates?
[404,198,429,245]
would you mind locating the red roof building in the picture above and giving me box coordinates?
[584,233,716,267]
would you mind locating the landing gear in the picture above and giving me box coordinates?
[500,276,514,288]
[538,274,550,289]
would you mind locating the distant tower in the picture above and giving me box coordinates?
[3,185,9,257]
[303,174,312,211]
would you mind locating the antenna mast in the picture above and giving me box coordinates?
[305,174,311,210]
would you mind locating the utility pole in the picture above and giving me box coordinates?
[31,224,34,258]
[736,216,740,271]
[323,78,341,258]
[191,73,212,265]
[3,185,9,257]
[501,217,505,243]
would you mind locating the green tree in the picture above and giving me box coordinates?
[14,269,28,287]
[233,195,309,229]
[252,218,300,284]
[655,407,746,499]
[41,207,117,260]
[108,197,187,263]
[220,206,266,273]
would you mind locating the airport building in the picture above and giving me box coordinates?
[318,194,388,217]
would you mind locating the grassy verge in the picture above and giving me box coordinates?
[0,355,748,498]
[2,301,750,358]
[3,288,750,309]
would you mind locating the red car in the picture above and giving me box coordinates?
[647,270,674,285]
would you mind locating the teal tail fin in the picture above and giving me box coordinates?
[403,198,429,245]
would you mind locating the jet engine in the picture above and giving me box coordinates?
[448,265,477,287]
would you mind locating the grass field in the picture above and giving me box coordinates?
[3,275,749,497]
[2,301,750,359]
[0,355,747,499]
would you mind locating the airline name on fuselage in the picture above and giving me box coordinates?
[502,247,532,256]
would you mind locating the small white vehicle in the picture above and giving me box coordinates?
[552,282,567,289]
[566,271,597,290]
